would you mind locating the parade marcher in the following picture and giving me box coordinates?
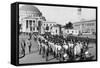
[29,39,32,53]
[62,53,69,61]
[68,41,74,58]
[81,41,89,60]
[56,43,62,60]
[25,38,30,54]
[74,42,82,59]
[54,43,58,58]
[45,42,50,61]
[49,41,55,55]
[41,40,45,58]
[63,41,69,53]
[38,38,42,55]
[19,39,26,58]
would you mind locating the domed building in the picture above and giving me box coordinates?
[19,5,46,33]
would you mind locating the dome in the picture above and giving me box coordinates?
[19,5,41,14]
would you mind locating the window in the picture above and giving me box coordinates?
[82,24,84,26]
[37,27,39,30]
[91,23,94,26]
[30,27,32,31]
[75,25,79,27]
[33,27,35,31]
[29,20,32,26]
[56,30,57,33]
[33,20,35,26]
[38,21,41,27]
[26,20,28,28]
[33,20,35,24]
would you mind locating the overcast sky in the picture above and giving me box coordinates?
[20,4,96,25]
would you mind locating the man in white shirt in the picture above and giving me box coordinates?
[63,42,69,56]
[68,41,74,58]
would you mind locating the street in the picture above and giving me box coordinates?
[19,34,59,64]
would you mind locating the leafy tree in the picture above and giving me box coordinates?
[65,21,73,29]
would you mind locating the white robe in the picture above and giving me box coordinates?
[74,43,81,55]
[63,44,68,50]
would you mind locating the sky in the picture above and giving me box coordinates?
[19,4,96,25]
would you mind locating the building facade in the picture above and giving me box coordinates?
[19,5,58,35]
[19,5,46,33]
[51,25,60,35]
[61,28,79,37]
[73,20,96,34]
[41,21,56,34]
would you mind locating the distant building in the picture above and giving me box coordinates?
[51,25,60,35]
[41,21,56,34]
[73,20,96,34]
[61,28,79,37]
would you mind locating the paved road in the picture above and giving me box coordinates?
[19,51,59,64]
[19,34,59,64]
[88,42,96,60]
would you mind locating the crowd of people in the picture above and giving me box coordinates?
[37,34,94,62]
[19,33,94,61]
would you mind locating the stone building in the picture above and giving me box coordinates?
[73,20,96,34]
[41,21,56,34]
[51,25,61,35]
[19,5,57,35]
[19,5,46,34]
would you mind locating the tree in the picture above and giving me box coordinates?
[65,21,73,29]
[46,25,49,31]
[68,21,73,29]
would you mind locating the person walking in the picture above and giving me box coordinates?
[25,38,30,55]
